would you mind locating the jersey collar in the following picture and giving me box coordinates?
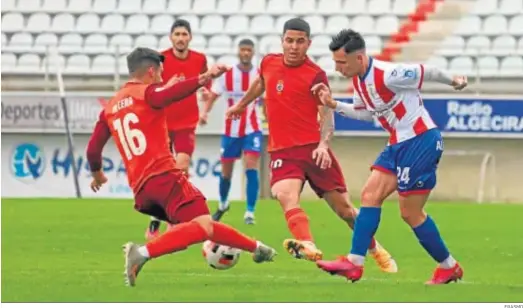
[359,56,373,81]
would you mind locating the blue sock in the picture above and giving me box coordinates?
[350,207,382,257]
[219,176,231,205]
[245,169,259,213]
[413,215,450,263]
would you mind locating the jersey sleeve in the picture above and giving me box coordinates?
[200,56,212,90]
[86,111,111,172]
[352,92,367,110]
[144,78,201,108]
[210,74,225,96]
[384,63,425,91]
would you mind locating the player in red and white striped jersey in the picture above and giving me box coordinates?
[200,39,263,225]
[313,29,468,284]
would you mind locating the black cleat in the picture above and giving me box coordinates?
[212,207,229,221]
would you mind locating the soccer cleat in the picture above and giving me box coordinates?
[252,241,277,263]
[316,256,364,283]
[145,220,160,241]
[426,263,463,285]
[283,239,323,262]
[369,243,398,273]
[212,203,230,221]
[244,211,255,225]
[122,242,148,287]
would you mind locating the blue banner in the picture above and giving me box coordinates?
[334,97,523,137]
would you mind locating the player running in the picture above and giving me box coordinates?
[199,38,262,225]
[86,47,276,287]
[145,19,212,240]
[227,18,397,273]
[313,29,466,284]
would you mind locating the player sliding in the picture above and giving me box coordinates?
[86,48,276,287]
[227,18,397,273]
[200,38,263,225]
[313,29,466,284]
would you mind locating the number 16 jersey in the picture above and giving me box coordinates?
[103,82,177,194]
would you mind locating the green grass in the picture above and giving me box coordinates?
[2,198,523,302]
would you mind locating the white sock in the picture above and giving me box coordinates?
[439,255,457,269]
[244,211,254,218]
[219,201,229,211]
[348,254,365,266]
[137,246,150,258]
[150,216,160,222]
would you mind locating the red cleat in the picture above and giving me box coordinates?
[426,263,463,285]
[316,257,364,283]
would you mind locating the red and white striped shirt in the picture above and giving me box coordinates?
[353,58,436,145]
[211,65,261,137]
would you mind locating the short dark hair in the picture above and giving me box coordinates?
[329,29,366,53]
[238,38,255,47]
[126,47,164,75]
[283,18,311,37]
[170,19,191,34]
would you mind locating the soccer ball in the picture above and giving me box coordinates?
[202,240,241,270]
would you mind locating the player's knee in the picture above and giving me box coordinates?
[399,207,426,227]
[273,189,299,209]
[360,188,386,206]
[244,154,259,169]
[192,215,214,237]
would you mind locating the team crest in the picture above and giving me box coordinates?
[276,80,284,94]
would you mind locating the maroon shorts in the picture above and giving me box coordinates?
[134,171,209,224]
[269,143,347,198]
[168,128,196,156]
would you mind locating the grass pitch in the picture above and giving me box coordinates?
[2,198,523,302]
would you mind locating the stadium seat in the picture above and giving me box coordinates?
[2,0,16,12]
[42,0,67,12]
[177,15,200,32]
[134,34,158,49]
[508,15,523,35]
[233,35,258,48]
[118,55,128,74]
[109,34,133,54]
[84,34,109,54]
[206,55,216,66]
[392,0,416,16]
[216,0,242,14]
[241,0,266,14]
[117,0,142,14]
[367,0,392,16]
[426,56,449,69]
[342,0,367,16]
[224,15,250,35]
[449,56,475,76]
[325,15,350,35]
[66,0,93,14]
[142,0,167,14]
[207,35,233,56]
[250,15,275,35]
[471,0,497,16]
[2,53,17,73]
[216,55,237,66]
[91,54,116,74]
[291,0,316,15]
[43,54,65,72]
[58,33,84,54]
[125,14,150,35]
[1,13,24,33]
[437,36,465,56]
[92,0,116,14]
[365,35,383,55]
[200,15,225,35]
[317,56,335,75]
[33,33,58,53]
[2,33,7,47]
[303,15,325,34]
[158,35,171,50]
[518,37,523,55]
[317,0,342,14]
[15,53,41,73]
[258,35,280,53]
[100,14,125,34]
[456,16,482,36]
[498,0,523,14]
[275,15,297,33]
[192,0,217,14]
[351,15,376,35]
[309,35,331,56]
[76,14,101,34]
[65,54,91,74]
[16,0,41,13]
[477,56,499,77]
[465,35,490,55]
[150,15,175,35]
[167,0,192,14]
[26,13,51,33]
[499,56,523,77]
[51,14,75,34]
[267,0,291,14]
[491,35,517,56]
[482,15,508,36]
[375,15,399,36]
[7,32,34,53]
[191,34,207,52]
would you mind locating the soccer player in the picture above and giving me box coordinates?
[313,29,467,284]
[199,38,262,225]
[145,19,211,240]
[86,47,276,287]
[227,18,397,273]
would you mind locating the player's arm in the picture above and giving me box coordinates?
[236,75,265,109]
[201,57,212,90]
[202,75,224,115]
[333,95,374,121]
[312,71,335,147]
[86,111,111,191]
[385,63,467,91]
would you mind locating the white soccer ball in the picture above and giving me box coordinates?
[202,240,241,270]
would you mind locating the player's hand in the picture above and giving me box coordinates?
[451,76,468,90]
[312,143,332,169]
[226,104,246,120]
[199,112,208,125]
[208,64,231,78]
[311,83,336,109]
[90,171,108,193]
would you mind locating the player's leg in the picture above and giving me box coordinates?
[173,128,196,174]
[212,135,241,221]
[396,130,462,284]
[242,131,263,224]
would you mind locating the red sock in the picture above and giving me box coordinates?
[285,208,313,242]
[146,221,208,258]
[369,237,377,250]
[210,222,258,252]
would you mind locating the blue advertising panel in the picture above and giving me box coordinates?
[334,97,523,138]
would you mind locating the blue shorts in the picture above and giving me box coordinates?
[372,128,444,196]
[221,131,263,161]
